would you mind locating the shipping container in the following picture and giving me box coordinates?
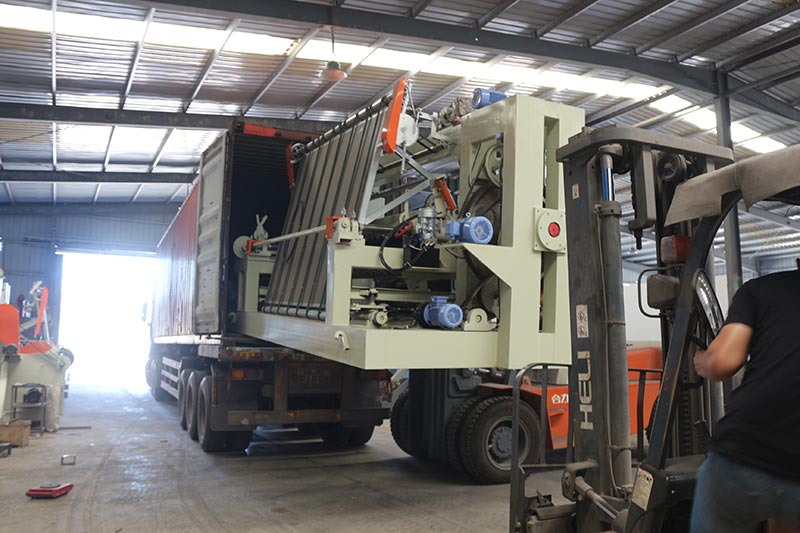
[145,123,390,452]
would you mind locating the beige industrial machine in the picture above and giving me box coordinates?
[235,82,583,372]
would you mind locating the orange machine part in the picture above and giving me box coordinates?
[241,123,316,142]
[34,287,48,337]
[285,144,297,189]
[0,304,20,345]
[436,177,457,212]
[381,77,407,154]
[325,216,342,239]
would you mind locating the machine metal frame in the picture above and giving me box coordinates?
[236,93,583,371]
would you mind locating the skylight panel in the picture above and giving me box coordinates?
[650,95,692,114]
[731,124,761,143]
[422,57,485,78]
[741,137,785,154]
[362,49,431,72]
[145,22,226,49]
[297,39,372,64]
[681,109,716,130]
[224,31,294,55]
[0,4,52,33]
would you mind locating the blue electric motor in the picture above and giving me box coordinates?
[446,215,494,244]
[423,296,463,329]
[472,88,508,109]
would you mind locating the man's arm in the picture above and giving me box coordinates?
[693,323,752,381]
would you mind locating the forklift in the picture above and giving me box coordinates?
[509,128,800,531]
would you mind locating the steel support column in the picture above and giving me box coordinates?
[717,71,744,401]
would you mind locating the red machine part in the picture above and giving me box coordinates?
[381,77,407,154]
[0,304,20,345]
[26,483,74,499]
[548,222,561,238]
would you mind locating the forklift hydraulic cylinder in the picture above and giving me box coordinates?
[598,201,633,492]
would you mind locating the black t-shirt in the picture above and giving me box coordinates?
[711,270,800,481]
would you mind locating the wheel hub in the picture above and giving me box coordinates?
[490,425,513,460]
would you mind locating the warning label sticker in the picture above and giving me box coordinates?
[576,304,589,338]
[572,183,580,199]
[631,468,654,511]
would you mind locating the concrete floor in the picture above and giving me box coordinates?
[0,384,563,533]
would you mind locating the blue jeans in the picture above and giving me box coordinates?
[691,452,800,532]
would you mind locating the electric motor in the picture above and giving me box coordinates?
[422,296,463,329]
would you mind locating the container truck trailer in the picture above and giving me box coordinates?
[145,123,391,452]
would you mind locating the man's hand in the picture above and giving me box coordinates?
[693,323,752,381]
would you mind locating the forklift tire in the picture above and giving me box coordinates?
[197,376,227,452]
[177,369,191,431]
[445,395,485,475]
[186,370,207,441]
[227,431,253,453]
[459,396,541,484]
[390,388,412,455]
[319,423,375,447]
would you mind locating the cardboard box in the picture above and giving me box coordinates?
[0,420,31,447]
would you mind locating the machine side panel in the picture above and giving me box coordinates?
[151,182,200,339]
[263,107,388,320]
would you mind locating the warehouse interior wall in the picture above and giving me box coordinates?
[0,209,175,343]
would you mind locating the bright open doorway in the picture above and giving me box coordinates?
[59,252,155,391]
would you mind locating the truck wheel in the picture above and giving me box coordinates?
[319,423,373,447]
[148,358,172,402]
[445,395,485,474]
[227,431,252,453]
[197,376,227,452]
[390,388,412,454]
[458,396,541,484]
[319,423,352,446]
[177,369,191,430]
[186,370,206,441]
[348,426,375,446]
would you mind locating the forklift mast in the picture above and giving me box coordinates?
[516,127,734,532]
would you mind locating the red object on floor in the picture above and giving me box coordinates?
[26,483,74,499]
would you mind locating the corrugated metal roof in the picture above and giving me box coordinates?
[0,0,798,271]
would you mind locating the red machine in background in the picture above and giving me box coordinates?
[0,282,74,431]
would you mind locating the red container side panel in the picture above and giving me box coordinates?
[152,184,200,339]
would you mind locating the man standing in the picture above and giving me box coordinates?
[690,270,800,532]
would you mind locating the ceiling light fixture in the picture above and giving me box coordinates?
[319,17,347,82]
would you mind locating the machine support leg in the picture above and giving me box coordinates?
[598,201,633,491]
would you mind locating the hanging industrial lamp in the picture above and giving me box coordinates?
[320,24,347,82]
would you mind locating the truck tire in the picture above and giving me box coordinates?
[319,423,374,447]
[390,388,412,454]
[348,425,375,446]
[177,369,191,431]
[458,396,541,484]
[227,431,252,453]
[186,370,206,441]
[197,376,227,452]
[445,395,485,475]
